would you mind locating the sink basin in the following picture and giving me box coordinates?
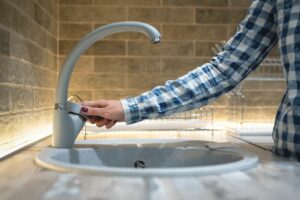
[35,139,259,176]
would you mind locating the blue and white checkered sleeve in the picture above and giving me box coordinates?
[121,0,278,124]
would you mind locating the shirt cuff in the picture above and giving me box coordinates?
[120,98,140,124]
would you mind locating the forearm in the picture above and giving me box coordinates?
[121,63,236,124]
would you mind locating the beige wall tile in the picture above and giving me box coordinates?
[95,0,161,6]
[34,3,57,36]
[22,111,37,136]
[213,95,229,107]
[229,0,252,7]
[11,87,34,112]
[195,42,218,57]
[0,0,57,53]
[69,74,126,90]
[94,57,161,74]
[161,58,207,76]
[128,8,194,24]
[0,113,23,141]
[155,75,181,85]
[69,74,98,90]
[0,57,56,89]
[163,25,228,41]
[212,108,228,121]
[127,58,161,73]
[59,6,126,22]
[0,57,25,85]
[93,7,126,22]
[94,57,127,74]
[242,107,261,122]
[250,64,283,79]
[59,6,93,22]
[128,41,193,56]
[22,109,53,136]
[36,0,57,19]
[95,74,126,90]
[260,81,286,92]
[268,45,281,58]
[92,41,126,55]
[10,0,35,19]
[0,27,10,56]
[242,80,261,91]
[24,65,57,88]
[260,107,278,121]
[93,89,139,99]
[127,73,158,90]
[163,0,228,7]
[34,89,54,109]
[0,86,10,113]
[10,34,56,71]
[243,91,283,107]
[59,23,92,39]
[196,8,247,24]
[59,0,93,5]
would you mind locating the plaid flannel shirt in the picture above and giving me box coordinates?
[121,0,300,158]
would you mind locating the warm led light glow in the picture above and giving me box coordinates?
[78,120,274,143]
[0,125,52,159]
[226,122,274,132]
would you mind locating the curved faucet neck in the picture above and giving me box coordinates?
[55,22,160,104]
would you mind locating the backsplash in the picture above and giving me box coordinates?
[0,0,57,150]
[0,0,285,151]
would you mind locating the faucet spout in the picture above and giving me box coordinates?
[52,22,161,148]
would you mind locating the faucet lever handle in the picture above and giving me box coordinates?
[65,101,104,121]
[67,101,88,121]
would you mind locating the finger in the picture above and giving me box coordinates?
[96,119,111,127]
[88,116,96,124]
[95,116,104,121]
[81,100,108,108]
[95,121,104,128]
[105,120,117,129]
[88,116,103,124]
[81,106,107,118]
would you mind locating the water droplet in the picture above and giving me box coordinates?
[137,143,143,148]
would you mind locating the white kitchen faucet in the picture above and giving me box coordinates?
[52,22,161,148]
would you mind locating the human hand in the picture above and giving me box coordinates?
[80,99,125,129]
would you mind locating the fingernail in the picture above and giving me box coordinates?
[81,107,88,113]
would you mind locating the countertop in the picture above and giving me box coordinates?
[0,132,299,200]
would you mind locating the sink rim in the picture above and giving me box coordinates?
[35,139,259,176]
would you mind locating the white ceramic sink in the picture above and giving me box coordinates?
[35,139,259,176]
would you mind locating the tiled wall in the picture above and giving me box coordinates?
[0,0,57,146]
[58,0,285,123]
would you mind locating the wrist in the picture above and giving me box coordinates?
[120,98,140,124]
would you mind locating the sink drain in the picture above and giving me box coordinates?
[134,160,145,168]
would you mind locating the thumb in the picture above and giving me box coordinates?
[80,106,105,118]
